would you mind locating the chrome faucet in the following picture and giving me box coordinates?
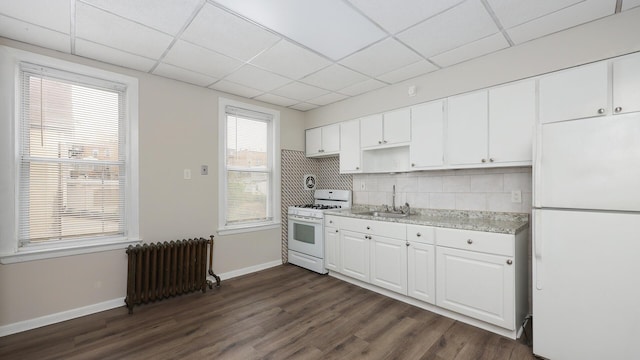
[392,185,396,211]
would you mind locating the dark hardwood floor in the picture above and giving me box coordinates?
[0,264,536,359]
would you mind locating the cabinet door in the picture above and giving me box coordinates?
[370,235,407,295]
[339,119,361,173]
[360,114,383,148]
[322,123,341,154]
[436,246,515,329]
[383,108,411,145]
[447,91,488,165]
[613,53,640,115]
[489,80,535,164]
[410,100,444,168]
[407,242,435,304]
[340,230,370,282]
[305,127,322,156]
[539,61,609,123]
[325,226,340,272]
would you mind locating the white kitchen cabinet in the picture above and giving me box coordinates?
[612,52,640,115]
[406,224,436,304]
[447,90,489,166]
[340,230,370,283]
[324,224,340,273]
[410,100,444,169]
[339,119,361,173]
[370,234,407,295]
[360,109,411,148]
[488,80,536,164]
[539,61,609,124]
[305,123,340,157]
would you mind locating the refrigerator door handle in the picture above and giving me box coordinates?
[533,209,544,290]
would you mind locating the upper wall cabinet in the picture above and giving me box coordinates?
[339,119,361,173]
[539,62,609,124]
[447,90,489,166]
[410,100,444,169]
[448,80,535,167]
[612,52,640,115]
[361,109,411,148]
[306,123,340,157]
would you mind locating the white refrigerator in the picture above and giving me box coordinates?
[532,112,640,359]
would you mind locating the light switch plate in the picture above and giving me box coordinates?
[201,165,208,175]
[511,190,522,203]
[184,169,191,180]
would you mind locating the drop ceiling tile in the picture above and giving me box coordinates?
[153,63,218,87]
[76,2,174,59]
[253,93,299,107]
[376,60,438,83]
[212,0,386,60]
[209,80,264,98]
[507,0,615,44]
[486,0,582,29]
[289,102,319,111]
[163,40,242,79]
[347,0,465,34]
[75,39,156,72]
[397,0,498,58]
[340,38,423,77]
[0,0,70,33]
[622,0,640,10]
[81,0,203,35]
[300,64,369,91]
[271,82,330,101]
[250,40,331,80]
[307,92,349,106]
[430,33,510,67]
[0,15,70,53]
[338,78,386,96]
[181,3,280,61]
[224,65,292,92]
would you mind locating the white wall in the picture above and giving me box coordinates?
[305,7,640,128]
[0,37,305,330]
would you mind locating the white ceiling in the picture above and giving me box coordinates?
[0,0,636,111]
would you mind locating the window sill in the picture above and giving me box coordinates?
[0,237,142,264]
[217,222,281,236]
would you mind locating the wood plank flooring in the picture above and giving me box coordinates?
[0,264,536,360]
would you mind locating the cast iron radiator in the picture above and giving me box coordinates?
[125,235,221,313]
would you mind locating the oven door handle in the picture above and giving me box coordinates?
[288,215,323,225]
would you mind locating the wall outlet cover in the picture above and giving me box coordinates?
[511,190,522,203]
[184,169,191,180]
[201,165,208,175]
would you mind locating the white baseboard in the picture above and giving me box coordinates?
[1,260,283,338]
[215,259,282,281]
[0,297,125,337]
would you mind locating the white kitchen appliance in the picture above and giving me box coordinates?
[532,113,640,359]
[288,189,351,274]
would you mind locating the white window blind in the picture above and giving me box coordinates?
[18,63,127,246]
[224,105,273,225]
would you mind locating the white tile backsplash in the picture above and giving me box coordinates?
[353,166,532,213]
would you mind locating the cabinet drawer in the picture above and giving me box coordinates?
[340,217,406,239]
[406,224,435,244]
[436,228,514,256]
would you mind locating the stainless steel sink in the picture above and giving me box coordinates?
[357,211,409,219]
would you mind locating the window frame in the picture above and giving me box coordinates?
[0,45,140,264]
[217,97,281,235]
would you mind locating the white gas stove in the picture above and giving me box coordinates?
[287,189,351,274]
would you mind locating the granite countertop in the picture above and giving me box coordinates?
[324,206,529,235]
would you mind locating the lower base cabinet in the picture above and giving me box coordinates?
[370,235,407,294]
[340,230,370,282]
[407,241,436,304]
[435,246,515,329]
[324,225,340,272]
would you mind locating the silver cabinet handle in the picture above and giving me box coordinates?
[507,259,513,265]
[467,239,473,244]
[406,242,410,247]
[615,106,622,113]
[329,220,333,224]
[366,226,370,230]
[416,232,421,237]
[378,140,382,144]
[411,163,415,167]
[383,140,387,144]
[489,158,494,162]
[355,166,360,170]
[598,108,606,114]
[481,158,486,163]
[335,229,339,233]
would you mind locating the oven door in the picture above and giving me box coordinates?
[288,215,324,259]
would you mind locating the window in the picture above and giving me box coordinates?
[218,98,280,234]
[0,46,139,263]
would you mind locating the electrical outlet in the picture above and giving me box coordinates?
[201,165,208,175]
[183,169,191,180]
[511,190,522,203]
